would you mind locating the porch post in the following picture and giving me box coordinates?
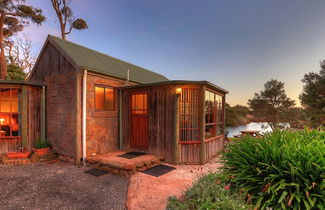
[173,86,180,164]
[118,88,123,150]
[199,86,206,164]
[40,86,46,141]
[21,86,28,149]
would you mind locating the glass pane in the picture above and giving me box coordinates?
[216,124,223,136]
[105,88,114,110]
[95,87,105,110]
[132,94,147,114]
[0,89,10,100]
[0,101,11,112]
[0,113,11,136]
[11,89,19,100]
[205,124,215,139]
[11,102,18,113]
[11,113,19,136]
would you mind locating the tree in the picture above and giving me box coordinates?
[5,34,36,75]
[299,60,325,127]
[0,0,45,79]
[225,103,251,127]
[248,79,295,130]
[6,63,26,80]
[50,0,88,40]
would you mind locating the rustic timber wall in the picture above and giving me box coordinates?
[27,86,42,150]
[30,42,78,157]
[85,73,134,155]
[122,85,176,163]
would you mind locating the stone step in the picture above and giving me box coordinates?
[87,153,164,177]
[3,159,31,166]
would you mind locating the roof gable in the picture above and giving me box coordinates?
[48,35,168,84]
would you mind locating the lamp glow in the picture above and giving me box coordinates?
[176,88,182,95]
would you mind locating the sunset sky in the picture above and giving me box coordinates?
[24,0,325,106]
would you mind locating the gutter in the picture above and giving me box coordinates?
[82,70,87,165]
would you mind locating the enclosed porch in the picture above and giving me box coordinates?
[0,81,45,154]
[120,80,228,164]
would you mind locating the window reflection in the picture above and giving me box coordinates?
[205,90,224,139]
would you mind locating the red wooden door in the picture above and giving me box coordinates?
[130,92,149,150]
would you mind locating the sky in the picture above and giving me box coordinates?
[23,0,325,106]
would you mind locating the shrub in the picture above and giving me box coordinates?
[167,173,250,210]
[34,139,51,149]
[222,129,325,209]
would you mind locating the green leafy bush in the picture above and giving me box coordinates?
[167,173,250,210]
[34,139,51,149]
[222,129,325,209]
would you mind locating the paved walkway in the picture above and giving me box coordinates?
[127,156,222,210]
[0,161,129,210]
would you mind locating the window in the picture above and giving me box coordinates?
[0,88,20,137]
[205,90,224,139]
[131,93,147,115]
[179,88,200,142]
[95,86,115,111]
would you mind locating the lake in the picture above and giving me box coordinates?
[226,122,273,137]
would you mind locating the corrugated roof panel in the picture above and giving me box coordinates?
[49,35,169,84]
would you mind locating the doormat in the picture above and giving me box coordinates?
[84,168,108,177]
[118,152,146,159]
[141,164,176,177]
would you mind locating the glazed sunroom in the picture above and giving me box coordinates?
[0,81,45,154]
[120,80,228,164]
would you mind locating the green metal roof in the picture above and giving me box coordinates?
[48,35,168,84]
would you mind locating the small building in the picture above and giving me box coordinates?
[0,80,45,154]
[20,35,227,164]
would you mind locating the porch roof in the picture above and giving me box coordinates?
[0,80,46,87]
[119,80,229,94]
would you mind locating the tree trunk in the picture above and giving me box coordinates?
[0,12,7,80]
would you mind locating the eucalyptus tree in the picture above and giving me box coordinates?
[50,0,88,40]
[0,0,45,79]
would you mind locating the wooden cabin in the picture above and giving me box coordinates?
[27,35,228,164]
[0,81,45,154]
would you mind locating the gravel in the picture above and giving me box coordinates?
[0,161,129,210]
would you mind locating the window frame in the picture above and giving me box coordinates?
[204,89,224,140]
[0,88,20,138]
[94,85,116,112]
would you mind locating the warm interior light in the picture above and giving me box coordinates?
[176,87,182,95]
[0,118,4,124]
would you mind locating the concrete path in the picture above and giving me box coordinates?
[127,156,222,210]
[0,161,129,210]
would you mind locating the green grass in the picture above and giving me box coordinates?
[166,172,250,210]
[222,129,325,209]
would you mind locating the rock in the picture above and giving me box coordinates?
[31,153,40,163]
[107,161,124,169]
[123,164,136,171]
[144,160,151,166]
[57,170,64,174]
[135,162,144,168]
[128,170,136,175]
[119,170,128,176]
[100,166,112,172]
[112,169,120,175]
